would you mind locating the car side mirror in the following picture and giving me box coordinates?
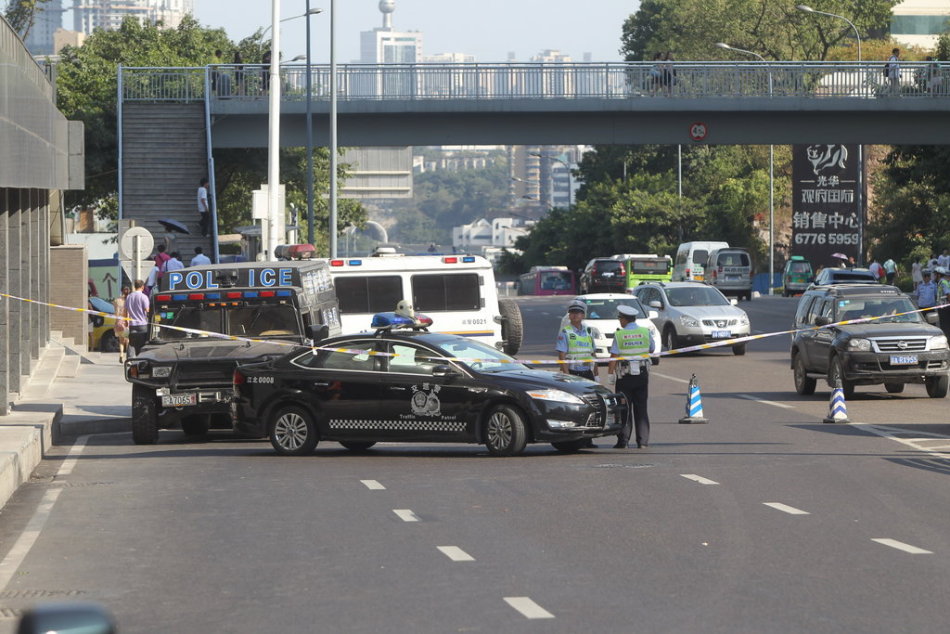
[815,316,831,327]
[925,311,939,325]
[432,364,460,379]
[649,300,662,309]
[648,310,659,320]
[307,324,329,342]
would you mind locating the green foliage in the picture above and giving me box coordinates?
[622,0,897,62]
[4,0,51,35]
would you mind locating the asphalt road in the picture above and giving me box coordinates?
[1,295,948,633]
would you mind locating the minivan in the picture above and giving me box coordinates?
[706,247,754,301]
[672,241,729,282]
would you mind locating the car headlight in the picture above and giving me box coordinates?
[738,313,750,326]
[847,338,871,351]
[927,335,949,350]
[526,389,585,404]
[152,366,172,378]
[679,315,700,328]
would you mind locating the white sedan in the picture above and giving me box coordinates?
[558,293,661,363]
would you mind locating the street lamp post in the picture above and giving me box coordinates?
[329,0,338,258]
[303,2,324,245]
[265,0,281,261]
[530,152,574,207]
[716,43,775,295]
[797,4,865,264]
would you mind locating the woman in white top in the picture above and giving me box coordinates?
[911,261,923,289]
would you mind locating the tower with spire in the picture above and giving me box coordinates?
[360,0,423,63]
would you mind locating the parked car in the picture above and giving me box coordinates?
[705,247,754,301]
[579,258,627,294]
[232,312,625,456]
[557,293,661,363]
[631,282,751,355]
[790,284,949,398]
[782,256,814,297]
[672,241,729,282]
[810,267,877,287]
[88,296,120,353]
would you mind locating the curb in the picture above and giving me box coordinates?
[54,418,131,444]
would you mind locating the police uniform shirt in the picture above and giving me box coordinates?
[917,280,937,308]
[555,324,594,373]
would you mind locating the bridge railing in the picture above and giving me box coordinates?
[120,61,950,103]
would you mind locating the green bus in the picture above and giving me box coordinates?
[612,253,674,290]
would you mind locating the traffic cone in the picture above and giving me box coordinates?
[822,382,851,424]
[678,374,708,424]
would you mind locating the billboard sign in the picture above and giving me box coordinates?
[792,144,861,267]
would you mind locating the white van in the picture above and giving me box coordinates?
[322,253,524,354]
[672,241,729,282]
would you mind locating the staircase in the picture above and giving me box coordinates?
[121,103,214,266]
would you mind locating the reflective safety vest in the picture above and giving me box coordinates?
[563,326,594,360]
[939,278,950,302]
[615,325,651,357]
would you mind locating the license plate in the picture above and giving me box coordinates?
[162,393,197,407]
[601,272,614,278]
[694,275,704,281]
[889,355,918,366]
[712,330,731,339]
[725,275,739,280]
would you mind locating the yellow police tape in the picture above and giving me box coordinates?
[2,291,948,367]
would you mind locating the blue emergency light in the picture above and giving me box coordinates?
[371,312,434,329]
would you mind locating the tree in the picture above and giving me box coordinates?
[4,0,52,37]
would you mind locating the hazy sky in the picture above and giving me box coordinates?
[189,0,640,63]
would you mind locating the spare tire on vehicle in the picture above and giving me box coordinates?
[499,298,523,356]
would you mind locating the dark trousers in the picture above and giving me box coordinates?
[129,325,149,356]
[938,306,950,339]
[886,272,895,284]
[198,211,211,237]
[616,372,650,447]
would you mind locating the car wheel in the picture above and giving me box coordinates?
[339,441,376,452]
[498,298,523,356]
[827,356,855,399]
[270,406,319,456]
[131,384,159,445]
[99,331,120,353]
[181,415,209,437]
[793,354,817,395]
[884,383,905,394]
[925,374,949,398]
[663,326,678,352]
[551,439,588,453]
[732,343,746,356]
[484,404,528,456]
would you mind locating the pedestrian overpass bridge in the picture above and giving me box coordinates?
[120,61,950,146]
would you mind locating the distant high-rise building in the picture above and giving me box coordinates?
[359,0,423,63]
[891,0,950,48]
[22,0,65,56]
[73,0,194,35]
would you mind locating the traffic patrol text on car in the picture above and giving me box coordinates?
[231,312,626,456]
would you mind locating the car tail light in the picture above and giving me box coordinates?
[233,369,246,386]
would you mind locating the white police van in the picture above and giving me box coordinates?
[322,252,523,354]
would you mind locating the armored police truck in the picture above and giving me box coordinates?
[125,261,341,444]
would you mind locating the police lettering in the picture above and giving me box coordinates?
[167,267,295,291]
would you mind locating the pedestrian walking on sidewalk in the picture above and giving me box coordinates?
[126,280,151,357]
[113,286,131,363]
[191,246,211,267]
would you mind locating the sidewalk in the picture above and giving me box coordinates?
[0,340,130,511]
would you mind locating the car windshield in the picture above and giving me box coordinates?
[835,298,922,323]
[540,271,573,290]
[154,304,301,341]
[666,287,730,307]
[432,338,527,373]
[595,260,623,273]
[789,262,812,274]
[582,298,645,319]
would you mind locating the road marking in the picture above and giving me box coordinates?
[680,474,719,485]
[393,509,420,522]
[504,597,555,619]
[871,538,932,554]
[0,435,89,591]
[652,371,690,384]
[854,424,950,459]
[437,546,475,562]
[763,502,810,515]
[737,394,795,409]
[360,479,385,490]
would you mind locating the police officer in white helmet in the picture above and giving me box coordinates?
[608,304,658,449]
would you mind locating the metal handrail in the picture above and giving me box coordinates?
[120,61,950,102]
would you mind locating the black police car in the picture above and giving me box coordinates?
[232,312,625,456]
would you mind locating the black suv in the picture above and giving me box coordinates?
[790,284,950,398]
[579,258,626,294]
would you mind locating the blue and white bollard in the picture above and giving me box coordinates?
[822,382,851,424]
[678,373,708,424]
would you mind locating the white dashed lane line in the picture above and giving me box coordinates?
[737,394,795,409]
[360,479,386,490]
[871,538,933,555]
[652,371,689,384]
[437,546,475,562]
[680,474,720,485]
[393,509,420,522]
[763,502,810,515]
[504,597,555,620]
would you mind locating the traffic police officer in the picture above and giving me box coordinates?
[607,304,657,449]
[935,267,950,338]
[556,300,597,381]
[915,270,937,310]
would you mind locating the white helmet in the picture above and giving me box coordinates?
[567,300,587,314]
[395,300,415,318]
